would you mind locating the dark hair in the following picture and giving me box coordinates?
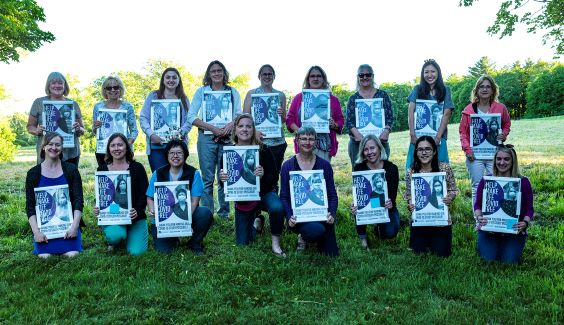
[412,135,439,172]
[104,133,133,164]
[164,139,189,163]
[40,132,64,160]
[258,64,275,79]
[175,185,187,197]
[203,60,230,87]
[417,59,446,103]
[157,67,189,112]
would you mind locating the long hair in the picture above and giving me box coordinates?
[356,134,388,164]
[258,64,276,79]
[471,75,499,105]
[104,133,134,164]
[302,66,330,89]
[157,67,189,113]
[203,60,230,87]
[40,132,64,160]
[231,113,262,146]
[412,135,439,173]
[355,64,376,90]
[417,59,446,103]
[493,145,520,177]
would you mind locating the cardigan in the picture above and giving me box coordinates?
[353,160,399,208]
[458,101,511,156]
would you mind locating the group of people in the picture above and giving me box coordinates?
[24,59,533,264]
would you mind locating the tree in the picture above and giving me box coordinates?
[525,64,564,117]
[0,0,55,63]
[460,0,563,57]
[379,82,413,132]
[9,112,34,147]
[468,56,496,77]
[0,119,17,162]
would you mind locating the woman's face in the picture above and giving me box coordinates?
[210,64,224,85]
[167,146,184,168]
[507,187,517,200]
[416,140,434,165]
[177,191,187,203]
[259,67,274,87]
[423,64,438,87]
[433,181,443,195]
[105,81,121,100]
[478,79,492,101]
[298,133,316,154]
[118,180,127,193]
[495,151,513,175]
[56,191,67,206]
[236,117,253,143]
[358,68,373,88]
[49,79,65,99]
[308,69,324,89]
[109,136,127,160]
[245,153,255,169]
[363,139,381,164]
[163,71,179,91]
[221,96,230,110]
[374,177,383,190]
[43,136,63,160]
[490,120,499,131]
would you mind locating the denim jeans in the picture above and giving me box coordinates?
[103,219,148,256]
[356,207,400,240]
[405,140,449,170]
[150,206,213,253]
[348,138,391,170]
[234,192,285,245]
[409,225,452,257]
[197,132,229,217]
[466,158,494,206]
[477,230,526,264]
[147,148,168,173]
[291,222,339,257]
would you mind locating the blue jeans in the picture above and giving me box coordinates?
[150,206,213,253]
[348,138,390,171]
[356,207,400,240]
[103,219,148,256]
[405,139,449,170]
[291,222,339,257]
[466,158,494,206]
[477,230,526,264]
[235,192,285,245]
[148,148,168,173]
[197,132,229,217]
[409,225,452,257]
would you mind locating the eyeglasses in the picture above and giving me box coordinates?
[298,137,316,143]
[478,85,492,89]
[261,73,273,77]
[309,74,323,79]
[416,147,433,154]
[105,86,120,91]
[168,151,184,157]
[210,69,223,74]
[358,73,373,79]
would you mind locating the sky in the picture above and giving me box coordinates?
[0,0,558,115]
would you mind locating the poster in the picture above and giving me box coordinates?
[352,169,390,225]
[42,100,75,148]
[481,176,521,234]
[470,113,502,160]
[223,145,260,202]
[251,93,282,138]
[301,89,330,133]
[150,99,182,143]
[34,184,73,239]
[354,98,385,137]
[202,90,232,134]
[414,99,443,139]
[289,170,328,223]
[154,181,192,238]
[96,109,128,153]
[410,172,449,226]
[95,171,132,225]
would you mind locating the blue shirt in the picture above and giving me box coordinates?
[146,170,204,198]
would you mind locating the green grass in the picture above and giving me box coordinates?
[1,116,563,324]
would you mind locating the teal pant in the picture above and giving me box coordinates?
[103,219,148,256]
[405,139,449,170]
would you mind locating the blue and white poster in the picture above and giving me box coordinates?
[203,90,232,134]
[96,108,128,153]
[410,172,449,226]
[470,113,502,160]
[289,170,328,223]
[301,89,330,134]
[354,98,385,137]
[95,171,132,226]
[223,145,260,202]
[352,169,390,225]
[251,93,282,138]
[415,99,443,139]
[42,100,75,148]
[150,99,182,143]
[154,181,192,238]
[481,176,521,234]
[34,184,73,239]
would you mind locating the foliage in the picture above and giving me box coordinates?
[8,112,34,146]
[467,56,496,77]
[380,82,414,132]
[0,0,55,63]
[447,76,474,123]
[0,83,9,100]
[494,69,528,118]
[0,119,17,161]
[459,0,563,57]
[525,64,564,117]
[331,83,355,134]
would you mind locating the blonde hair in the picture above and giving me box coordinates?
[493,145,520,177]
[356,134,388,164]
[471,75,499,104]
[45,72,70,96]
[101,76,126,99]
[231,113,263,146]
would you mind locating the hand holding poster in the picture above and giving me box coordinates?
[203,91,232,134]
[415,100,443,139]
[354,98,385,137]
[95,171,132,225]
[301,89,330,133]
[251,93,282,138]
[96,109,128,153]
[352,170,390,225]
[223,145,260,201]
[290,170,328,223]
[154,181,192,238]
[150,99,182,143]
[481,176,521,234]
[470,113,502,160]
[410,172,449,226]
[42,101,75,148]
[34,185,73,239]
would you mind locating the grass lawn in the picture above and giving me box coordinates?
[0,116,562,324]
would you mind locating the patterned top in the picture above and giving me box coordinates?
[346,89,394,136]
[249,87,286,147]
[92,100,139,142]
